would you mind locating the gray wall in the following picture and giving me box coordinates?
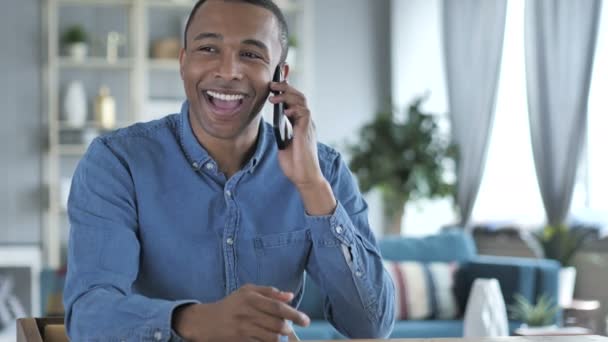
[0,0,42,243]
[311,0,392,148]
[310,0,392,236]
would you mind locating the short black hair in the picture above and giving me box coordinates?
[183,0,290,62]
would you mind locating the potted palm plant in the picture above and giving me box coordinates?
[346,95,456,235]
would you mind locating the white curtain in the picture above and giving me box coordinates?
[442,0,507,225]
[525,0,602,226]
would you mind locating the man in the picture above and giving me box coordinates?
[63,0,395,341]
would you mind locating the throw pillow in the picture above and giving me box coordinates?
[384,261,459,320]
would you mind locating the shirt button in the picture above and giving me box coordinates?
[225,190,232,197]
[355,270,363,277]
[205,162,214,170]
[335,225,344,234]
[192,162,199,169]
[153,330,162,340]
[226,237,234,245]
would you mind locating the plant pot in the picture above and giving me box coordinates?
[384,204,404,235]
[67,42,88,61]
[558,266,577,307]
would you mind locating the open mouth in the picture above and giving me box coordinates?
[203,90,246,119]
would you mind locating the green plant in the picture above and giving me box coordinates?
[346,95,456,233]
[533,224,594,266]
[508,294,558,327]
[61,25,88,45]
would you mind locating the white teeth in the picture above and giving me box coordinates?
[206,90,244,101]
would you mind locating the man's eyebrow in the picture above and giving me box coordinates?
[242,39,268,53]
[193,32,223,41]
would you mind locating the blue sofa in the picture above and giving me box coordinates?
[294,230,560,340]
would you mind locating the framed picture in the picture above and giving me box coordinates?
[0,245,41,341]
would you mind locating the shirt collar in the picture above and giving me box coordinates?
[179,101,212,170]
[178,100,271,173]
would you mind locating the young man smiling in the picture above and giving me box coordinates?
[63,0,395,341]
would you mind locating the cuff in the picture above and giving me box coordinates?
[143,299,199,341]
[305,201,356,247]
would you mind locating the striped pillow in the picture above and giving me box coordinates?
[384,261,460,320]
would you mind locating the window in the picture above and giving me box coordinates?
[394,0,608,235]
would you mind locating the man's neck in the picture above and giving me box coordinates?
[190,114,261,178]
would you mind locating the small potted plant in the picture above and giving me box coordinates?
[508,293,559,329]
[61,25,89,61]
[533,224,595,306]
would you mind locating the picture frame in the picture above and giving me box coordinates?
[0,245,42,341]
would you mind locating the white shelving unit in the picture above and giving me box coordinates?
[42,0,313,268]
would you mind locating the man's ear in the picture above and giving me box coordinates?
[281,62,290,80]
[179,47,186,79]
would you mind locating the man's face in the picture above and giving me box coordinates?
[180,0,283,141]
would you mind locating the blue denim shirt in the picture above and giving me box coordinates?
[64,101,395,341]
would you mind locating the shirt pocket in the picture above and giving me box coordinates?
[254,228,312,293]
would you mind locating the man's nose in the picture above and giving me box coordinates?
[214,54,243,81]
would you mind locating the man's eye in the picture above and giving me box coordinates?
[241,51,262,59]
[197,46,216,53]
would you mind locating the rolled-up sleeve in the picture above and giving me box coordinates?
[63,138,197,341]
[304,151,395,338]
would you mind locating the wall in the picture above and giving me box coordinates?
[310,0,392,236]
[391,0,456,235]
[0,0,42,243]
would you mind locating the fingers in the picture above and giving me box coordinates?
[250,293,310,327]
[241,284,294,303]
[247,310,293,336]
[239,285,310,327]
[268,82,307,109]
[241,322,282,342]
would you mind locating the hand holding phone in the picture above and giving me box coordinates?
[272,66,293,150]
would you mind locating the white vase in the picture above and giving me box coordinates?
[67,42,88,61]
[558,266,577,307]
[463,278,509,337]
[63,81,87,128]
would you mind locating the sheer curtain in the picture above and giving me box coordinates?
[525,0,602,225]
[442,0,507,225]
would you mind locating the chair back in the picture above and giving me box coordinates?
[16,317,67,342]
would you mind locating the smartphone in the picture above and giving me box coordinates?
[272,66,293,150]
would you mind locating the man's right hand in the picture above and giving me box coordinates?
[173,284,310,341]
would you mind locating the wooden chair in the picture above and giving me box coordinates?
[16,317,68,342]
[16,317,299,341]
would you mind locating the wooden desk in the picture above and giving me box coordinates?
[310,337,608,342]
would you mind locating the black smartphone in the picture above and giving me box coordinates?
[272,66,293,150]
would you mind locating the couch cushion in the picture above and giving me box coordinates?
[379,231,477,263]
[389,320,463,338]
[385,261,460,320]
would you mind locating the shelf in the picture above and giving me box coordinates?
[57,121,129,130]
[148,58,180,71]
[58,57,133,70]
[144,0,300,12]
[145,0,195,8]
[57,144,88,156]
[57,0,133,6]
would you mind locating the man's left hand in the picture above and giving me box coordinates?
[269,81,337,216]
